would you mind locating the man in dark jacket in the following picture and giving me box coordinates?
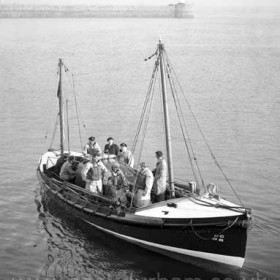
[104,137,119,156]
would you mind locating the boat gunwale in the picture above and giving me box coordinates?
[37,168,250,229]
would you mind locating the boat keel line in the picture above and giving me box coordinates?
[81,218,244,268]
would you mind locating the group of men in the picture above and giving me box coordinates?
[83,136,134,168]
[58,136,167,208]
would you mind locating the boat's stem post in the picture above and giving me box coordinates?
[158,40,175,198]
[58,59,64,156]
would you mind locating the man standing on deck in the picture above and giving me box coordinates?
[82,136,102,158]
[81,155,107,194]
[152,151,167,202]
[133,162,154,208]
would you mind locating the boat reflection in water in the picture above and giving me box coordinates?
[37,40,253,270]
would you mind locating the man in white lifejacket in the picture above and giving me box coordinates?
[82,136,102,158]
[81,155,107,194]
[134,162,154,208]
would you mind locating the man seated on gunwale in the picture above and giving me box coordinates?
[59,155,77,183]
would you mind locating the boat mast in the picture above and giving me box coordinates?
[58,59,64,156]
[158,40,175,198]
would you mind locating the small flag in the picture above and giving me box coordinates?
[57,78,61,98]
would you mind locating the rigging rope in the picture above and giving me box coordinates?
[164,56,206,191]
[165,64,200,186]
[66,99,70,152]
[49,113,59,150]
[49,60,87,153]
[137,61,159,164]
[71,73,84,151]
[131,58,159,155]
[62,61,85,151]
[164,51,244,206]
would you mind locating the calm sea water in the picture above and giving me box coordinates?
[0,6,279,280]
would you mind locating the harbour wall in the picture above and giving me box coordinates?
[0,3,194,18]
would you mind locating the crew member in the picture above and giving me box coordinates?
[81,155,107,194]
[133,162,154,208]
[103,162,127,202]
[104,137,119,156]
[59,155,76,183]
[117,143,134,168]
[152,151,167,202]
[83,136,102,157]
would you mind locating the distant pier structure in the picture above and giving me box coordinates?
[173,1,194,18]
[0,1,194,18]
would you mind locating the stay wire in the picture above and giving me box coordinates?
[132,60,158,154]
[62,62,85,151]
[66,99,70,152]
[164,56,206,190]
[132,57,159,155]
[137,62,159,164]
[163,54,200,187]
[71,73,84,151]
[49,113,59,150]
[164,51,244,206]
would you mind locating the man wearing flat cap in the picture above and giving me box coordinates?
[82,136,102,158]
[81,155,107,194]
[152,151,167,202]
[104,137,119,156]
[117,143,134,168]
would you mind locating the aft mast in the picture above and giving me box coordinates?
[158,40,175,198]
[58,59,64,156]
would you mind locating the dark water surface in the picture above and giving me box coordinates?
[1,6,279,280]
